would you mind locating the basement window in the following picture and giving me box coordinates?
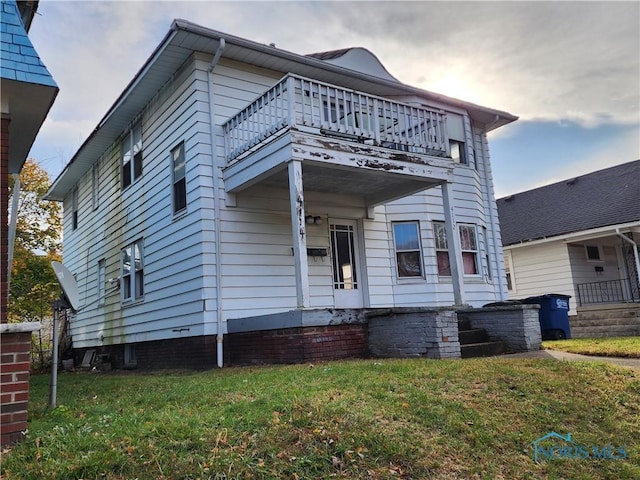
[124,344,137,368]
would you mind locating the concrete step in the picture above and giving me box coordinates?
[458,328,488,345]
[460,341,507,359]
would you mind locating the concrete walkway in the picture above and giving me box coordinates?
[503,349,640,370]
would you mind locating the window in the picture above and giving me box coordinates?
[97,259,106,306]
[121,123,142,189]
[124,344,137,367]
[585,245,602,261]
[504,250,515,292]
[92,164,99,211]
[121,239,144,302]
[450,140,467,165]
[72,187,79,230]
[172,142,187,213]
[392,222,423,277]
[433,221,479,276]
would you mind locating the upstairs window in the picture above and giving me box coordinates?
[392,221,423,278]
[72,187,79,230]
[121,239,144,303]
[121,123,142,189]
[450,140,467,165]
[171,142,187,214]
[92,164,99,211]
[433,222,479,276]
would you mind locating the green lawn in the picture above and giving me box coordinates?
[2,358,639,479]
[544,336,640,358]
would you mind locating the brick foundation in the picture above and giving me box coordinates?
[73,335,219,371]
[225,324,368,365]
[1,326,39,447]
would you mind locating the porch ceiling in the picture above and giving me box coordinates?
[223,131,453,206]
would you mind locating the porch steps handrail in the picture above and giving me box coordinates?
[223,73,450,164]
[576,278,640,306]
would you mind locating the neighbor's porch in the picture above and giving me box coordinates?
[222,74,470,307]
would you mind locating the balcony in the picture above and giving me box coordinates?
[222,74,455,204]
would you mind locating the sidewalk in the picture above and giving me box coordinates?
[504,349,640,370]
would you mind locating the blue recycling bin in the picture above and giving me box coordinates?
[523,294,571,340]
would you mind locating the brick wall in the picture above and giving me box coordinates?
[73,335,219,370]
[1,116,10,324]
[368,308,460,359]
[225,324,368,365]
[1,331,33,446]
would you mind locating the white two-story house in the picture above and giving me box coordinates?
[45,21,517,368]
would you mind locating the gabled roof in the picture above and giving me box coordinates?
[497,160,640,246]
[0,0,58,172]
[306,47,399,82]
[46,19,517,200]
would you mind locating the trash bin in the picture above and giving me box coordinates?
[522,294,571,340]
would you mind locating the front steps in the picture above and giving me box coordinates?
[458,317,507,359]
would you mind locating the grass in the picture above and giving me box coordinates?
[543,336,640,358]
[2,358,639,479]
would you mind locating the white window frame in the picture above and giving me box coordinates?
[450,140,468,165]
[71,186,79,230]
[392,221,424,279]
[585,245,603,262]
[504,249,516,293]
[121,122,143,190]
[121,239,144,303]
[91,164,99,211]
[433,221,480,277]
[171,142,187,214]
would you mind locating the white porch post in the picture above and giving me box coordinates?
[441,181,465,306]
[288,160,310,308]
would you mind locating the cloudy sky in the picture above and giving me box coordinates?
[27,0,639,197]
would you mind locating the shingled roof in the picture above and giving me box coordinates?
[497,160,640,246]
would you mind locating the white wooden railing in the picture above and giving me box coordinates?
[223,74,450,163]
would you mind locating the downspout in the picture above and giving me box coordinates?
[208,38,226,368]
[7,174,20,288]
[616,228,640,293]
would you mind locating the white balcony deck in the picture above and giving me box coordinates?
[222,74,455,205]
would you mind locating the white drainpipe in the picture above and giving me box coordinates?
[208,38,226,368]
[616,228,640,291]
[7,174,20,287]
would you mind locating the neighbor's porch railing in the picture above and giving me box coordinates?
[576,278,640,306]
[223,74,450,163]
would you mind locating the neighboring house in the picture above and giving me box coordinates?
[1,0,58,446]
[45,21,518,369]
[497,160,640,319]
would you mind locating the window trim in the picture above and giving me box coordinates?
[449,140,468,165]
[585,245,603,262]
[433,221,480,277]
[121,239,144,304]
[121,122,143,190]
[171,141,187,215]
[91,164,99,211]
[504,249,516,293]
[392,221,424,279]
[71,186,79,230]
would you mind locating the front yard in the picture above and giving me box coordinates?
[543,336,640,358]
[2,358,639,479]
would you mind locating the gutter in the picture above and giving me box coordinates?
[616,229,640,290]
[208,38,226,368]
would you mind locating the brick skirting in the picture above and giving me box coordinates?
[225,324,368,365]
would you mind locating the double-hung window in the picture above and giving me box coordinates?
[447,113,469,166]
[121,123,143,189]
[171,142,187,214]
[121,240,144,302]
[392,221,423,278]
[433,222,479,276]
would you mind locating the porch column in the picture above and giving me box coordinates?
[288,160,310,308]
[441,181,465,305]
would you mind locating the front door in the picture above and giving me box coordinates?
[329,219,364,308]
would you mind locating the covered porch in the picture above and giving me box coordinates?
[222,74,470,308]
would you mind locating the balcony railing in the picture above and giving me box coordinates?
[223,74,450,164]
[576,279,640,306]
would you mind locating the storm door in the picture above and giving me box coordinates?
[329,220,364,308]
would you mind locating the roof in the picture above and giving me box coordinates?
[0,0,58,173]
[0,0,56,87]
[45,19,518,200]
[497,160,640,246]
